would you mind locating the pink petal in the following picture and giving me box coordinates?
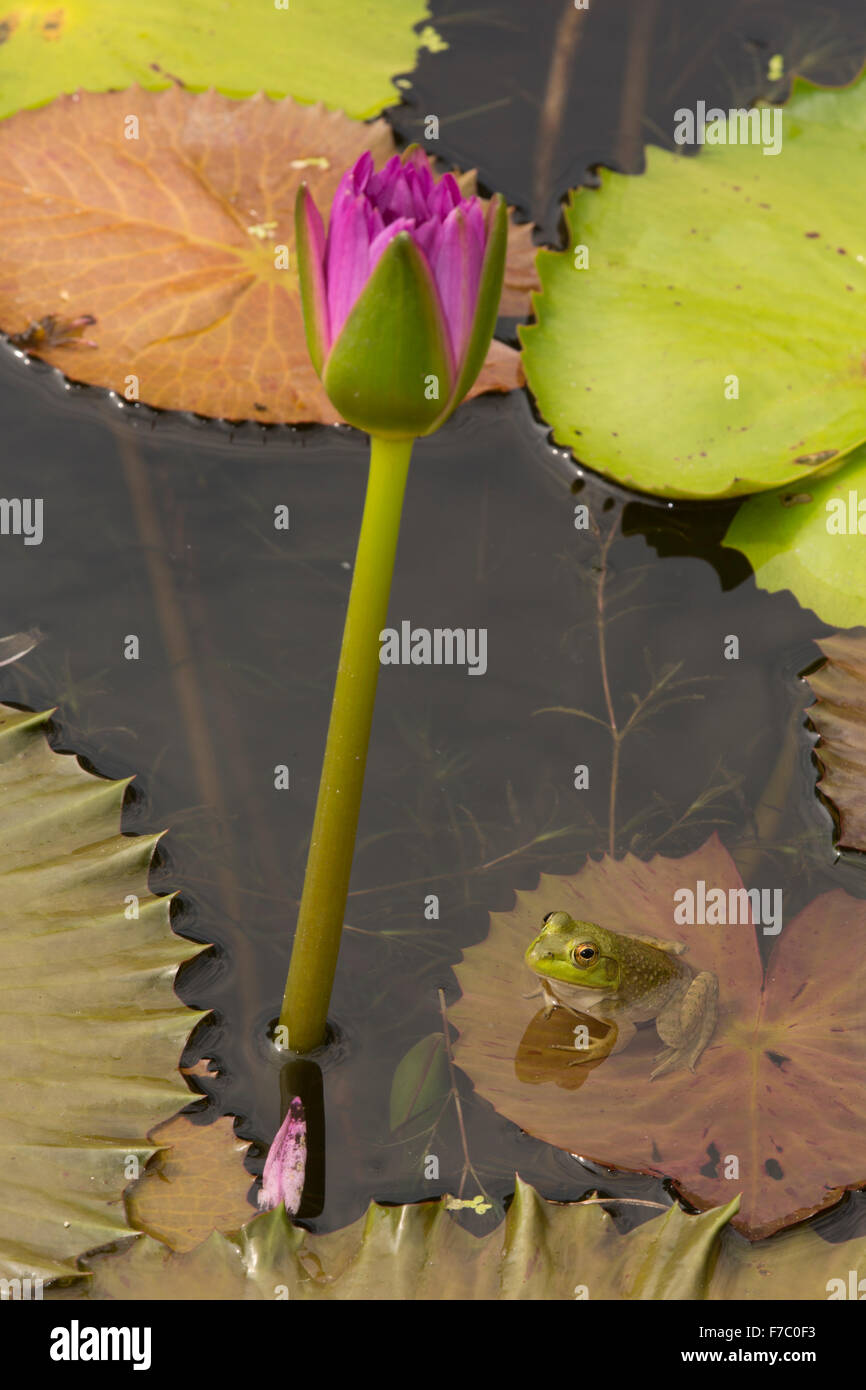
[463,198,486,255]
[430,173,461,219]
[381,168,415,221]
[404,165,431,222]
[326,193,373,340]
[369,217,415,272]
[258,1098,307,1214]
[433,206,478,364]
[404,148,435,206]
[413,216,442,265]
[351,151,374,193]
[367,154,402,203]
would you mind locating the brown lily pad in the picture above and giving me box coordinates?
[805,630,866,852]
[450,834,866,1238]
[126,1112,253,1252]
[0,88,534,423]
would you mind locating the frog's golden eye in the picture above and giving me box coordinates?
[543,910,556,924]
[571,942,599,966]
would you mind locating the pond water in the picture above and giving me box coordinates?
[3,0,866,1246]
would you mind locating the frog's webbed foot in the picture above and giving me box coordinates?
[649,1046,683,1081]
[650,971,719,1080]
[551,1017,622,1066]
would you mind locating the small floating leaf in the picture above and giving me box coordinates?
[389,1033,450,1132]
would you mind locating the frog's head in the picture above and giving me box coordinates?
[525,911,621,991]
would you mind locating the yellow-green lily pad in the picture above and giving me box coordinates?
[723,444,866,628]
[521,71,866,499]
[0,0,441,122]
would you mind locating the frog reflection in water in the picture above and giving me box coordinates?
[525,912,718,1080]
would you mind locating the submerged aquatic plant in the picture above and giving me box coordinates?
[280,149,507,1050]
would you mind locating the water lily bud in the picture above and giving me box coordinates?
[295,149,507,439]
[258,1096,306,1214]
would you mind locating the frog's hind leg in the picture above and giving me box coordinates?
[650,972,719,1080]
[681,972,718,1070]
[605,1015,635,1055]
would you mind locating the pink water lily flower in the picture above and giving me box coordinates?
[295,148,507,439]
[258,1097,307,1215]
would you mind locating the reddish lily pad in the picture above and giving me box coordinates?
[804,630,866,852]
[0,88,534,424]
[450,835,866,1238]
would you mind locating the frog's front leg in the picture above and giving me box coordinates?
[650,971,718,1080]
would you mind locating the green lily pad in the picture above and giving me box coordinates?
[0,0,441,123]
[723,445,866,627]
[521,71,866,499]
[711,1220,866,1301]
[81,1180,740,1300]
[0,705,204,1282]
[77,1181,866,1298]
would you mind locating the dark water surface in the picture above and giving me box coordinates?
[3,0,866,1244]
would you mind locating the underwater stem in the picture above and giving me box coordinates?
[596,519,620,857]
[280,435,413,1051]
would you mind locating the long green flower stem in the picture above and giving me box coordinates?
[280,434,414,1051]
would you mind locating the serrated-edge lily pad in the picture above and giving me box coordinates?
[80,1179,740,1300]
[803,630,866,851]
[0,705,205,1282]
[78,1179,866,1299]
[0,0,442,123]
[521,69,866,499]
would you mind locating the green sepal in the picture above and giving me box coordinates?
[322,231,455,439]
[433,193,508,432]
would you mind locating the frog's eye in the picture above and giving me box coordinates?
[543,910,556,924]
[571,942,599,966]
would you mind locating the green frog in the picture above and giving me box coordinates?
[525,911,718,1079]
